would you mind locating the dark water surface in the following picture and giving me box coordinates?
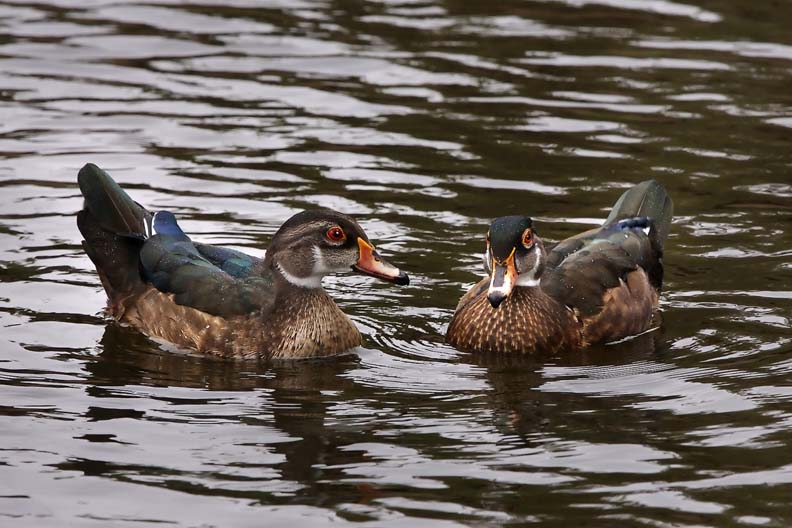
[1,0,792,526]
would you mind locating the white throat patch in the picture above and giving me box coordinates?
[276,263,323,289]
[515,245,542,287]
[275,245,347,289]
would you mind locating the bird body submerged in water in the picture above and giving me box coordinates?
[77,163,408,360]
[446,180,673,355]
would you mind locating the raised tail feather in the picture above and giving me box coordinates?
[76,164,151,313]
[78,163,150,238]
[604,179,673,248]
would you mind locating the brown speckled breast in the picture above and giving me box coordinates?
[446,278,581,355]
[260,288,363,360]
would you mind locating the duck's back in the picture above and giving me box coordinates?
[77,164,304,357]
[540,219,661,346]
[541,180,673,345]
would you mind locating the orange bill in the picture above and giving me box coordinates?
[353,238,409,285]
[487,247,516,308]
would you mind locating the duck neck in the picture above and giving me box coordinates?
[264,274,363,359]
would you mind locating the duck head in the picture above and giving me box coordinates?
[483,216,545,308]
[265,209,409,289]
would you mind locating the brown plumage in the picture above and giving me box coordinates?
[446,180,673,355]
[119,286,363,360]
[77,163,408,360]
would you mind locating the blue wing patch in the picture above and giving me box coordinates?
[138,212,272,316]
[152,211,188,239]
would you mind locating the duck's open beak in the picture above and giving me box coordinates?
[487,247,516,309]
[353,238,409,285]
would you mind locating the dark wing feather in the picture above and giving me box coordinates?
[140,235,274,318]
[604,179,673,248]
[542,222,659,317]
[193,243,264,279]
[543,226,601,271]
[77,163,274,318]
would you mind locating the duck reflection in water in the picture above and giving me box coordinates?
[81,324,369,502]
[462,327,667,450]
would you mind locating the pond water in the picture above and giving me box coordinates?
[1,0,792,526]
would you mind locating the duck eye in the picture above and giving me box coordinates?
[326,226,346,243]
[522,228,533,248]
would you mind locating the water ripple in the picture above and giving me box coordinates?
[1,0,792,525]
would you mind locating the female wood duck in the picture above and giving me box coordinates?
[446,180,673,355]
[77,163,409,360]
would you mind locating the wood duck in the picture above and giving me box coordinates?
[77,163,409,360]
[446,180,673,355]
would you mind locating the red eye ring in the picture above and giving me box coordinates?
[522,228,533,248]
[326,226,346,243]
